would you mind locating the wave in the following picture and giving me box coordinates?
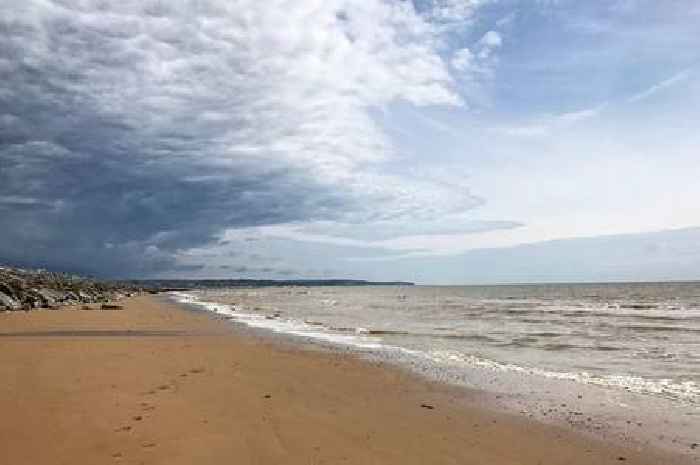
[170,291,700,406]
[423,350,700,405]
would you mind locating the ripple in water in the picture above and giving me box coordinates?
[174,281,700,405]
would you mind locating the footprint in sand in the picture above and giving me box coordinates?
[189,367,205,374]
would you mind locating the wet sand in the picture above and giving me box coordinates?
[0,296,691,464]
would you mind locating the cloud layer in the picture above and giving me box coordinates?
[5,0,696,281]
[0,0,489,276]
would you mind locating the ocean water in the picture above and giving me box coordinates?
[173,282,700,406]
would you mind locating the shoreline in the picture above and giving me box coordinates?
[171,290,700,461]
[1,295,695,464]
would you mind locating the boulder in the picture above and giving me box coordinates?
[0,291,20,310]
[35,288,62,307]
[0,282,19,300]
[0,265,142,312]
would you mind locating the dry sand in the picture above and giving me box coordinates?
[0,295,690,464]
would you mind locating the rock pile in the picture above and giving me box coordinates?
[0,265,144,311]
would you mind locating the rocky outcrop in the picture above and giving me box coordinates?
[0,291,20,310]
[0,265,144,311]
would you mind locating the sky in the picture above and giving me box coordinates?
[1,0,699,283]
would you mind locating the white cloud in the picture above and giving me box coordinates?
[1,0,497,228]
[496,12,517,27]
[556,104,608,123]
[479,30,503,48]
[423,0,490,29]
[628,69,692,102]
[450,31,505,93]
[500,103,607,137]
[0,0,514,276]
[450,29,504,82]
[476,30,502,59]
[450,47,475,71]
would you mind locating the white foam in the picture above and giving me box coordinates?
[422,349,700,405]
[170,291,700,406]
[171,292,383,349]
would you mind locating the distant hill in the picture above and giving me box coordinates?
[125,279,414,291]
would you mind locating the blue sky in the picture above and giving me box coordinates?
[1,0,699,282]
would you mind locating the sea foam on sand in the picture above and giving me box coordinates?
[170,289,700,459]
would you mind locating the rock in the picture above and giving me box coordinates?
[35,288,61,307]
[0,282,19,300]
[0,291,20,310]
[0,265,143,312]
[101,304,123,310]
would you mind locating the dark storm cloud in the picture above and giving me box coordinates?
[0,144,346,276]
[212,265,298,276]
[0,3,352,276]
[0,131,349,276]
[0,1,493,277]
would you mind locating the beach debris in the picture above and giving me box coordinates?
[264,394,272,399]
[101,304,123,310]
[420,403,435,410]
[691,443,698,450]
[132,415,143,421]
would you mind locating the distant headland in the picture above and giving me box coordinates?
[0,264,413,311]
[127,278,415,291]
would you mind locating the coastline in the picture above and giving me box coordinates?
[0,295,694,464]
[173,288,700,461]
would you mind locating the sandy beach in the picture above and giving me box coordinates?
[0,295,691,465]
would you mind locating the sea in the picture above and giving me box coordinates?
[172,282,700,407]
